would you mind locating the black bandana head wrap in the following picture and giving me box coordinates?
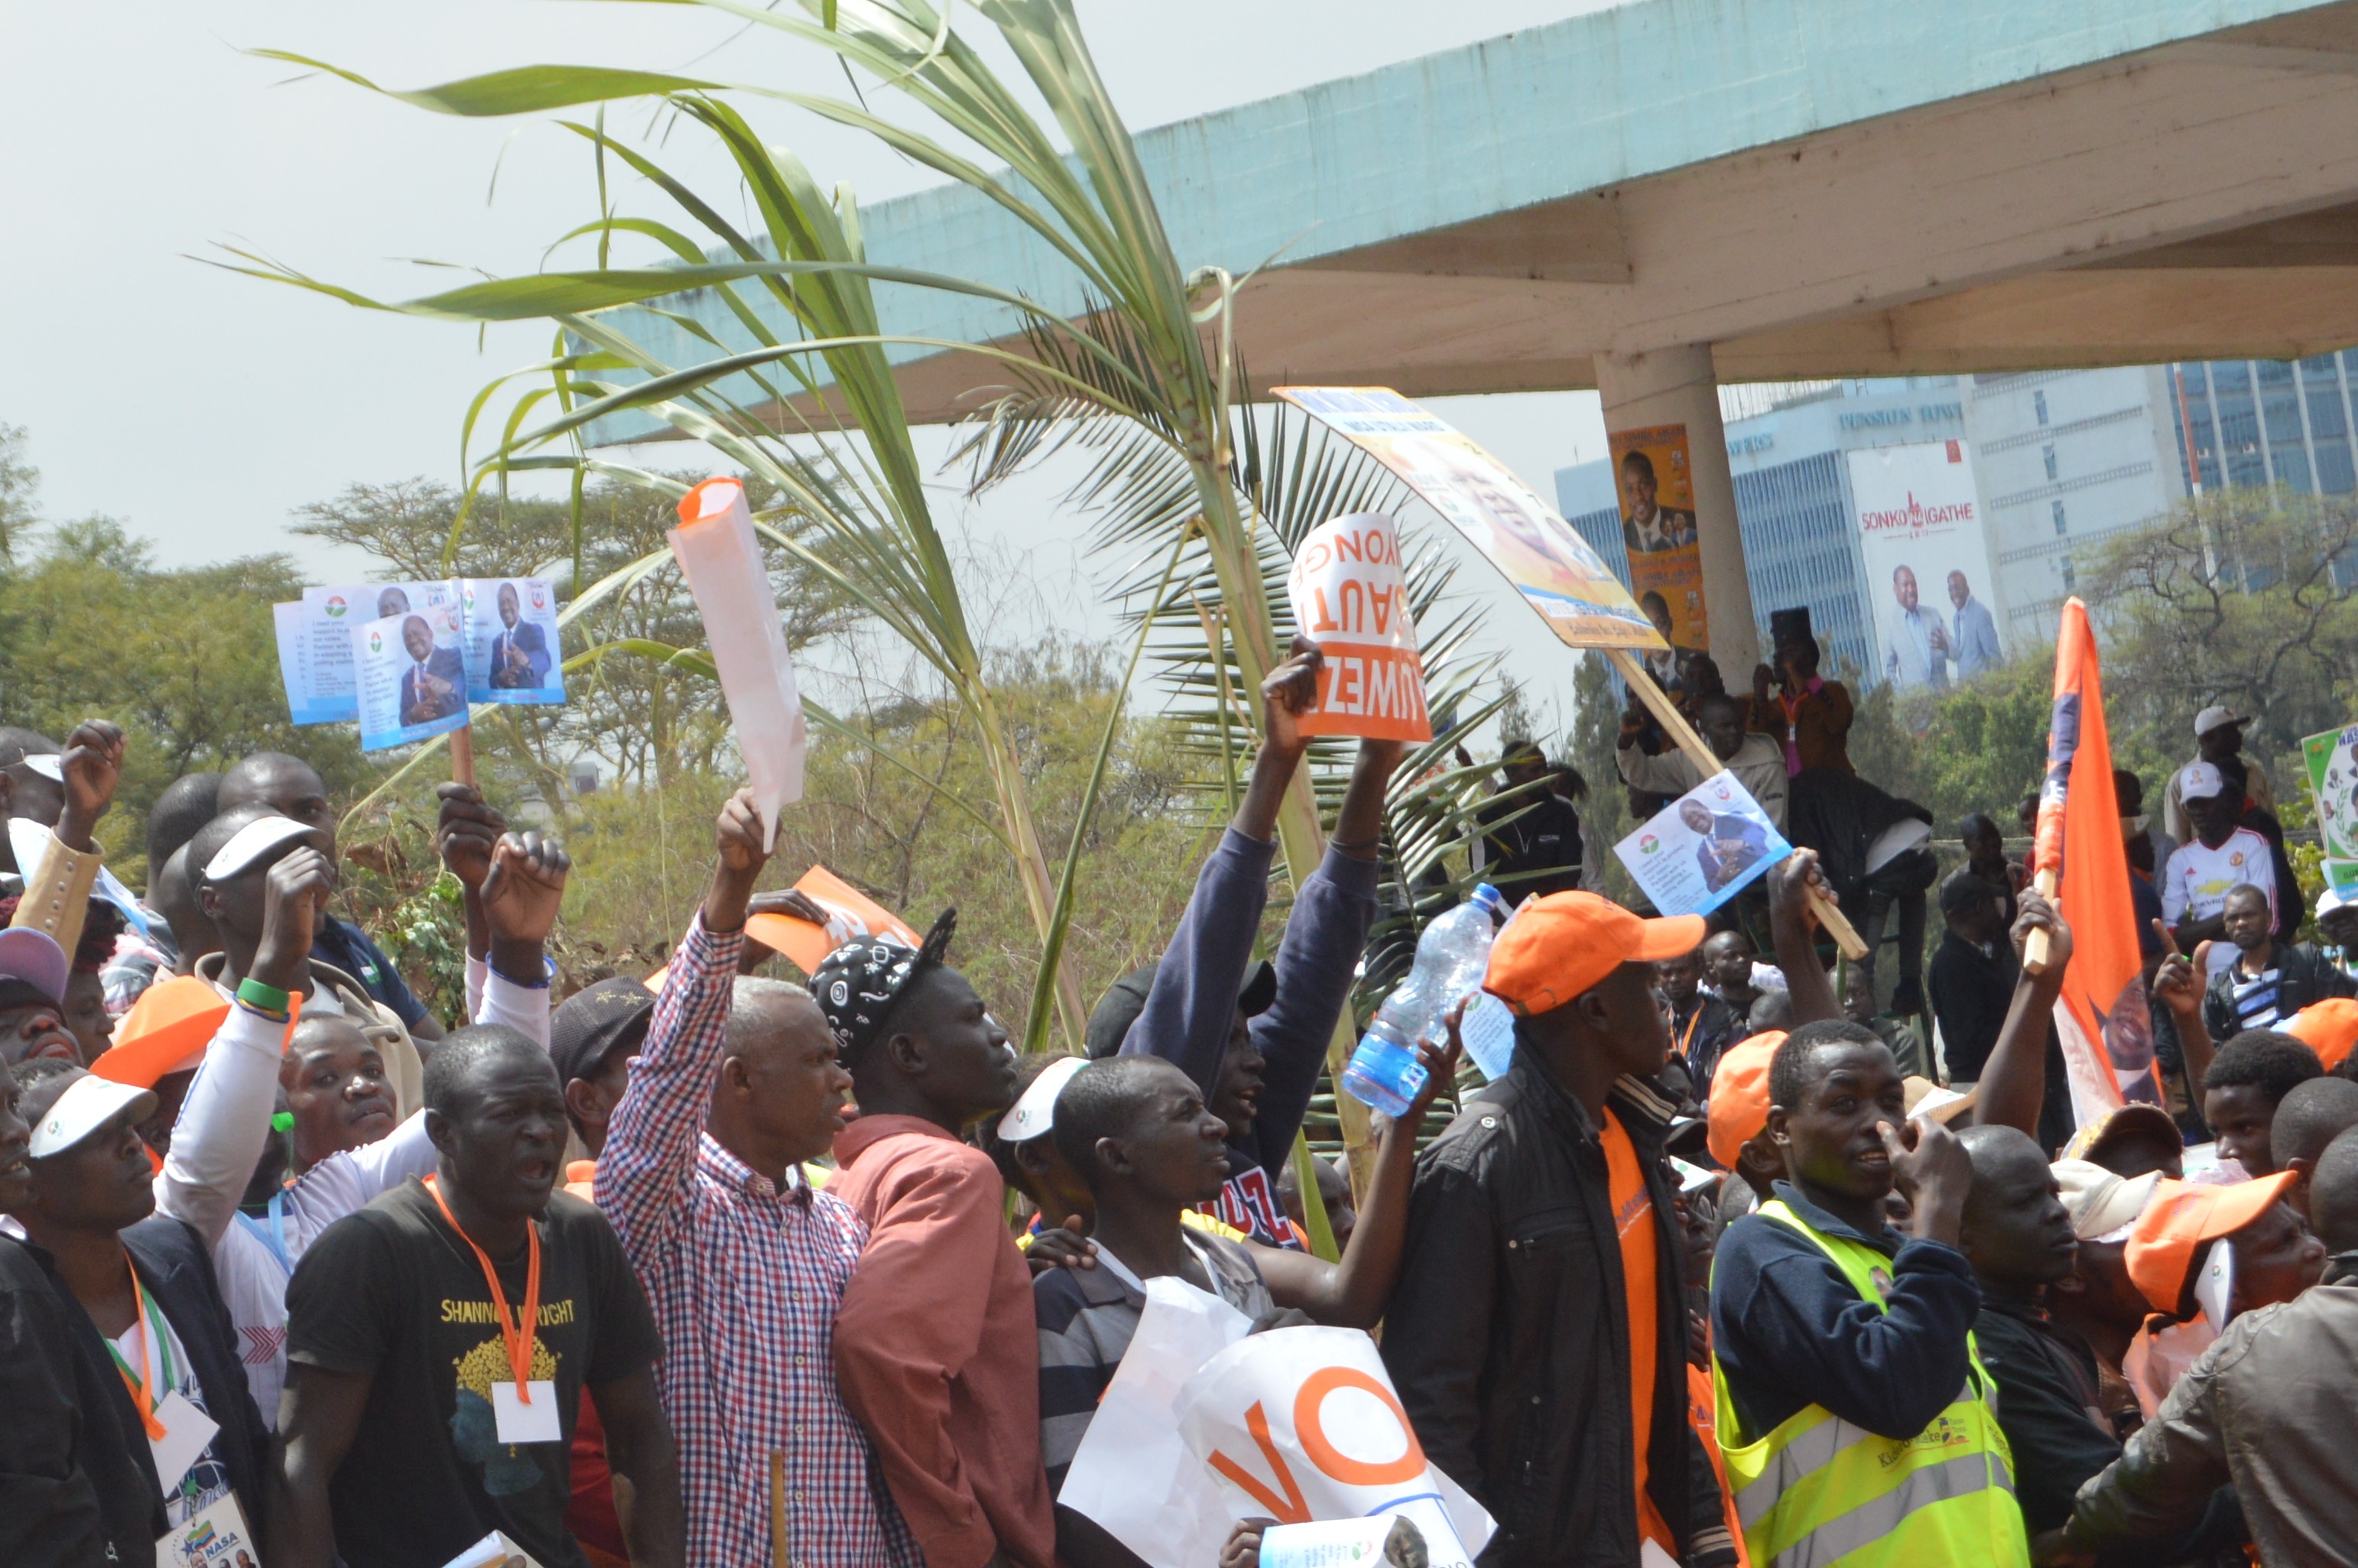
[807,907,957,1055]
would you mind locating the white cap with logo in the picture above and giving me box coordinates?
[29,1075,158,1159]
[2177,760,2226,802]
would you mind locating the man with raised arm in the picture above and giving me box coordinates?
[144,791,561,1420]
[1097,637,1401,1247]
[598,789,916,1568]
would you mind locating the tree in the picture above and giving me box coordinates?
[0,518,370,882]
[0,424,38,566]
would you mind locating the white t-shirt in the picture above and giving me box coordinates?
[156,958,551,1421]
[2158,828,2276,978]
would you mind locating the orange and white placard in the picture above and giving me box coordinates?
[1285,513,1431,742]
[1177,1326,1492,1568]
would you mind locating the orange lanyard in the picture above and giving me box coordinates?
[425,1175,542,1404]
[109,1248,169,1440]
[1676,1005,1704,1060]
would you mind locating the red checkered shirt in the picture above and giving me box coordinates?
[599,916,918,1568]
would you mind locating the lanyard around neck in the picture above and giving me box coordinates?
[425,1175,542,1404]
[106,1248,172,1440]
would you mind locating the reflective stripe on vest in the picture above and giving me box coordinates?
[1710,1200,2028,1568]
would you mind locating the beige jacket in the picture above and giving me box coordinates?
[192,950,424,1123]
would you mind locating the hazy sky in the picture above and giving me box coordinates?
[2,1,1622,737]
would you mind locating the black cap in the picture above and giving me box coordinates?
[1083,959,1278,1060]
[1937,868,2006,917]
[550,976,658,1088]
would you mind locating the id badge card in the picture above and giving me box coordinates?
[150,1389,219,1495]
[492,1380,564,1444]
[166,1492,255,1566]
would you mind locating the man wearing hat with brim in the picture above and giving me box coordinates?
[2061,1102,2187,1180]
[2314,883,2358,983]
[2,720,141,996]
[2158,761,2278,982]
[2162,707,2274,847]
[0,924,87,1069]
[2057,1125,2358,1567]
[1385,874,1764,1568]
[119,803,560,1423]
[5,1058,273,1560]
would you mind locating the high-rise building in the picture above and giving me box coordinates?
[1555,355,2358,687]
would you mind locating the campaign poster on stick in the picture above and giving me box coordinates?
[2302,726,2358,893]
[1284,512,1431,742]
[291,580,459,723]
[352,604,472,752]
[1613,771,1791,917]
[1609,424,1707,691]
[461,577,565,704]
[1846,441,2001,692]
[1274,387,1666,654]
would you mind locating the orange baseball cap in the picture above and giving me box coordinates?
[2285,998,2358,1073]
[1482,892,1706,1019]
[93,976,301,1089]
[93,977,234,1089]
[1706,1030,1787,1168]
[2124,1170,2297,1313]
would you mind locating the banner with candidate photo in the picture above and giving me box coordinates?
[2301,726,2358,894]
[352,603,472,752]
[461,577,565,705]
[1273,386,1666,652]
[1609,423,1709,691]
[1613,771,1791,917]
[1846,441,2003,692]
[286,579,460,725]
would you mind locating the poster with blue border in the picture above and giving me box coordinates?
[353,605,471,752]
[1614,770,1791,916]
[461,577,564,705]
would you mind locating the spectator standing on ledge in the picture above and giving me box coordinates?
[1750,634,1853,776]
[2161,708,2273,848]
[2158,761,2276,982]
[1618,693,1791,830]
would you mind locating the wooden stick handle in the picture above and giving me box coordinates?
[1605,648,1869,959]
[2022,867,2060,975]
[771,1450,790,1568]
[449,722,477,789]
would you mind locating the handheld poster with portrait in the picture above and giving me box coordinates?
[1613,771,1792,917]
[1274,387,1665,653]
[352,604,473,752]
[461,577,565,704]
[287,580,460,724]
[1285,513,1430,742]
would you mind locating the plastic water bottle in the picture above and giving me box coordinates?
[1342,883,1509,1116]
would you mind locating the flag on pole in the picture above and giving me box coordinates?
[2032,599,2163,1125]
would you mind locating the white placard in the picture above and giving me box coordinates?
[667,479,806,846]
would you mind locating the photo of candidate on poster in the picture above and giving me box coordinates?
[1610,424,1708,693]
[1846,441,2001,692]
[352,604,471,752]
[462,577,564,704]
[293,579,458,724]
[1273,386,1667,654]
[1614,771,1791,916]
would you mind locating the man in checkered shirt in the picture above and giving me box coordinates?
[598,790,916,1568]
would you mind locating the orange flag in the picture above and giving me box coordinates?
[2032,599,2163,1124]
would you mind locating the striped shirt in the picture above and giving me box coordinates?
[1034,1234,1272,1495]
[2228,965,2285,1030]
[599,916,916,1568]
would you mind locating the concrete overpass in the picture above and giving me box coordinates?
[593,0,2358,669]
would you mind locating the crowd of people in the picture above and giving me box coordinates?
[3,618,2356,1568]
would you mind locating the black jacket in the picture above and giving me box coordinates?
[1382,1062,1735,1567]
[5,1235,167,1568]
[2200,940,2356,1044]
[122,1213,272,1547]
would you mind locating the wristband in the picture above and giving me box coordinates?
[237,978,292,1015]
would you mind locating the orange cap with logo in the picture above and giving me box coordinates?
[1481,892,1706,1019]
[2123,1170,2297,1313]
[2285,998,2358,1073]
[1706,1030,1788,1169]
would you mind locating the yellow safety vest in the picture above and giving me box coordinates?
[1710,1200,2027,1568]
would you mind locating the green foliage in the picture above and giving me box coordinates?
[0,424,37,566]
[0,508,370,883]
[1845,652,2054,832]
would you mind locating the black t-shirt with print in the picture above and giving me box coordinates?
[287,1178,661,1568]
